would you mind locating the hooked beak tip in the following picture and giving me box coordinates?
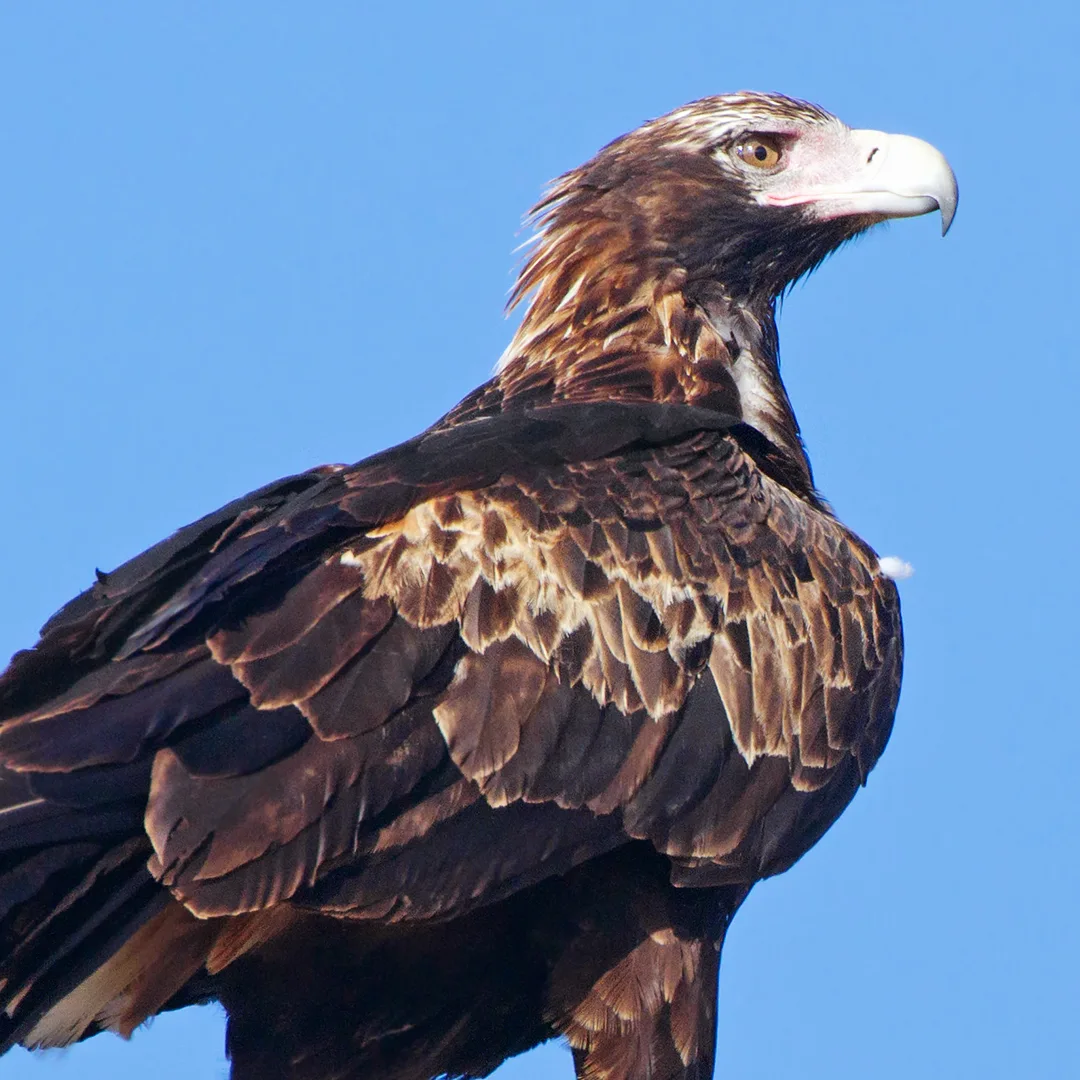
[939,193,957,236]
[874,131,958,237]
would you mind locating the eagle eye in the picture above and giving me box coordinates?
[732,136,783,170]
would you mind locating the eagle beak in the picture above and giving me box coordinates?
[846,130,958,235]
[763,130,958,236]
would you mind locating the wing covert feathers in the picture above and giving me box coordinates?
[0,400,901,1070]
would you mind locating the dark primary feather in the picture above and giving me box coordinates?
[0,91,907,1080]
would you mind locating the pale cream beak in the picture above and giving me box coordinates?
[763,130,958,235]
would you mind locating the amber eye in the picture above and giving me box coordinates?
[733,136,783,169]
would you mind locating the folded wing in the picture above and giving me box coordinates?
[0,400,901,1050]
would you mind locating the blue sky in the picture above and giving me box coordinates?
[1,3,1076,1078]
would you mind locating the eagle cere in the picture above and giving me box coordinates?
[0,92,955,1079]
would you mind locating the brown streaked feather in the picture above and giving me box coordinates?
[206,557,368,665]
[4,644,208,727]
[225,590,392,709]
[145,702,451,916]
[308,799,625,923]
[299,619,455,739]
[21,900,213,1048]
[547,852,737,1080]
[433,638,548,781]
[170,702,310,778]
[476,674,578,807]
[0,651,243,772]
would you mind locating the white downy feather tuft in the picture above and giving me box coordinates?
[878,556,914,580]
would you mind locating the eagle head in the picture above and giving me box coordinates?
[515,91,957,305]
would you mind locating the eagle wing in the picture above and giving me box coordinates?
[0,400,900,1042]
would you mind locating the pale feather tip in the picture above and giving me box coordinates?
[878,556,914,581]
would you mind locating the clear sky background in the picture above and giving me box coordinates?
[0,3,1076,1078]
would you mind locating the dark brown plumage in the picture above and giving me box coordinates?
[0,92,955,1079]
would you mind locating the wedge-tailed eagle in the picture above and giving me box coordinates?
[0,91,956,1079]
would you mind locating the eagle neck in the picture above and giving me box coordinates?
[486,187,817,498]
[694,289,815,494]
[493,266,816,498]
